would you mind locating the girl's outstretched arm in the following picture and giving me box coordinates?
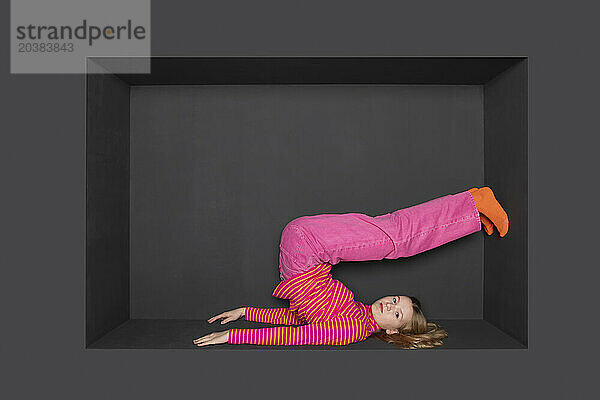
[227,315,368,346]
[207,306,306,326]
[244,307,307,326]
[196,307,309,347]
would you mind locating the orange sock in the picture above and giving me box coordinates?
[468,187,509,237]
[480,214,495,235]
[468,188,494,235]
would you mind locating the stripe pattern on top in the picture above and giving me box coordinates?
[228,263,381,346]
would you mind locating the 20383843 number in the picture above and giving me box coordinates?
[18,42,74,52]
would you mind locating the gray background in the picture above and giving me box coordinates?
[130,85,483,319]
[2,0,596,397]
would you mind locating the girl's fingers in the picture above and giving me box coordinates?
[193,333,215,343]
[194,331,227,347]
[193,335,208,343]
[207,314,223,323]
[197,338,215,347]
[208,312,231,323]
[196,336,216,346]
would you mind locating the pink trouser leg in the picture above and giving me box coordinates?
[278,190,481,281]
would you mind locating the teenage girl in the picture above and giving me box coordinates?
[194,187,508,349]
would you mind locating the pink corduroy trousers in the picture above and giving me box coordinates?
[278,190,481,281]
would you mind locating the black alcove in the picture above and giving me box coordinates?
[86,57,528,349]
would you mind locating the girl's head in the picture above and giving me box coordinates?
[370,295,448,349]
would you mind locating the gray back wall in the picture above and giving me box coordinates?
[130,84,484,319]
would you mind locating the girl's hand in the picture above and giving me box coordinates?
[193,330,229,347]
[207,307,246,325]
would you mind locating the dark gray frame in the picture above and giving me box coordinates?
[86,57,527,349]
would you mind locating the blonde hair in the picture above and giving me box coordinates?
[371,296,448,349]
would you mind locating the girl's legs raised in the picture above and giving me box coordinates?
[278,190,483,280]
[372,190,481,259]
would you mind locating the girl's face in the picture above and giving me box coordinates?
[371,295,414,335]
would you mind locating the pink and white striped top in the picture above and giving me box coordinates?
[228,263,381,346]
